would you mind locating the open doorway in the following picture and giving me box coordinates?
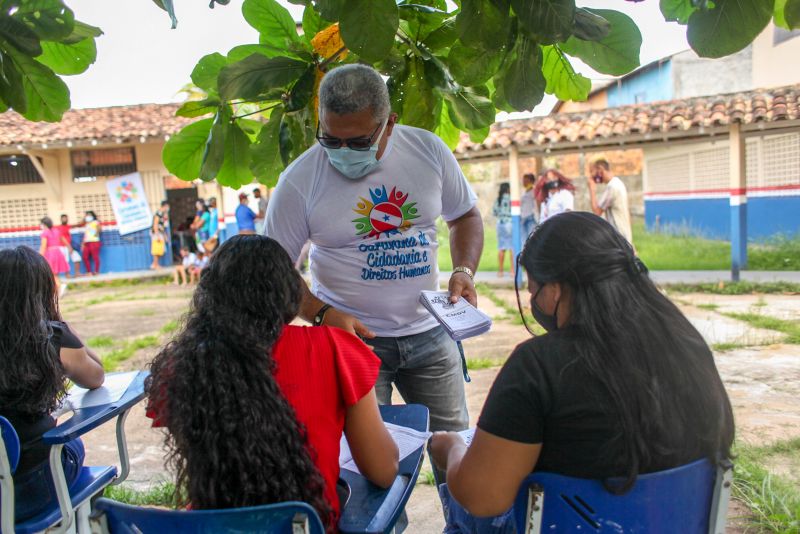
[166,187,199,259]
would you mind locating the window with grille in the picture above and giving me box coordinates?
[761,133,800,188]
[647,155,690,193]
[0,197,48,229]
[0,155,43,185]
[71,148,137,181]
[73,194,115,223]
[693,147,729,190]
[745,138,760,187]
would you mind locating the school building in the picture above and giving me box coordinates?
[0,104,267,273]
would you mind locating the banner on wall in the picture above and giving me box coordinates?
[106,172,153,236]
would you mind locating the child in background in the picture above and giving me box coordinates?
[172,247,197,286]
[189,251,209,284]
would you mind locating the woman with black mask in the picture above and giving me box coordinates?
[430,212,734,532]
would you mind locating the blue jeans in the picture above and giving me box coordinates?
[13,438,85,522]
[439,483,515,534]
[370,325,469,432]
[521,216,536,240]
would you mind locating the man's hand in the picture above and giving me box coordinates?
[449,271,477,306]
[586,174,597,193]
[322,307,376,339]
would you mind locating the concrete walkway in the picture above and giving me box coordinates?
[64,268,800,287]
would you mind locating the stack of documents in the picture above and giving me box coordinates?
[419,290,492,341]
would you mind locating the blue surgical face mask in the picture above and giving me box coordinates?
[323,120,388,179]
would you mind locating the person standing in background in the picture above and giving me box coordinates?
[536,169,575,223]
[55,214,80,277]
[253,187,269,235]
[520,173,538,238]
[150,201,169,270]
[81,211,101,276]
[39,216,71,296]
[205,197,220,253]
[492,182,513,278]
[587,158,633,245]
[192,200,211,251]
[235,193,257,235]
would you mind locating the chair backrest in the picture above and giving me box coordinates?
[92,498,326,534]
[514,458,723,534]
[0,417,19,475]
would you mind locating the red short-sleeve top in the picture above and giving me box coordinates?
[146,324,380,524]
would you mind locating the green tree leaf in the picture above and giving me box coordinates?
[339,0,399,63]
[190,53,227,94]
[511,0,575,45]
[502,36,545,111]
[285,65,315,112]
[433,102,461,150]
[660,0,695,24]
[152,0,178,29]
[163,118,214,181]
[250,107,284,185]
[400,57,440,130]
[13,0,75,41]
[422,17,458,50]
[444,86,495,130]
[61,20,103,44]
[218,54,308,101]
[200,107,229,181]
[782,0,800,28]
[5,46,69,121]
[456,0,511,51]
[242,0,302,49]
[0,16,43,56]
[227,43,285,62]
[447,41,503,86]
[468,125,489,144]
[687,0,773,58]
[0,51,27,113]
[399,4,448,43]
[216,121,254,187]
[560,8,641,76]
[302,3,328,43]
[36,38,96,75]
[572,8,610,41]
[175,98,220,118]
[542,45,590,102]
[314,0,343,22]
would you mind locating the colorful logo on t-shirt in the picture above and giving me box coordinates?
[115,180,139,203]
[352,185,419,239]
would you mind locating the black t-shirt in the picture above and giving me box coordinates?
[1,321,82,475]
[477,327,705,479]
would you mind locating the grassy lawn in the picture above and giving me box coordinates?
[438,218,800,272]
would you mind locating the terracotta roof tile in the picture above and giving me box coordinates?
[0,103,193,146]
[457,84,800,155]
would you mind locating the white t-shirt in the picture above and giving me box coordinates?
[540,189,574,222]
[267,125,477,337]
[182,252,197,268]
[600,176,632,244]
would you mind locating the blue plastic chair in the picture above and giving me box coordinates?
[513,458,734,534]
[91,499,325,534]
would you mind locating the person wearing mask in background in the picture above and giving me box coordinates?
[520,173,538,238]
[191,200,211,252]
[267,64,483,446]
[81,211,102,276]
[588,158,633,245]
[55,214,81,277]
[492,182,513,279]
[150,200,170,270]
[253,187,269,235]
[206,197,220,253]
[39,216,71,297]
[536,168,575,223]
[235,192,257,235]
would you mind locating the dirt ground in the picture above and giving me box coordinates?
[60,281,800,532]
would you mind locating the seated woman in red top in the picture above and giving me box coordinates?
[146,235,399,531]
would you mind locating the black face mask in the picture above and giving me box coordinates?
[530,284,559,332]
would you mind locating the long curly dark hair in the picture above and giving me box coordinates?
[520,212,734,491]
[146,235,333,527]
[0,246,64,415]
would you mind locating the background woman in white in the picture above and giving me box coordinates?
[535,169,575,223]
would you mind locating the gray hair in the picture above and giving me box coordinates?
[318,64,390,123]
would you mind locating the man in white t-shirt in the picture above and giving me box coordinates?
[587,159,633,244]
[253,187,269,235]
[266,64,484,433]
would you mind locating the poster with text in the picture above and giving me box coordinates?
[106,173,153,236]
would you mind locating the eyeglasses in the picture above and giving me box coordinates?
[315,121,385,151]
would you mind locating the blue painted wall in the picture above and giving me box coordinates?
[645,196,800,241]
[608,61,673,107]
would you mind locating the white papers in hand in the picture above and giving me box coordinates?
[458,428,476,447]
[419,290,492,341]
[339,422,432,475]
[61,371,139,412]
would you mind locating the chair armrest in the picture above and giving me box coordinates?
[708,459,734,534]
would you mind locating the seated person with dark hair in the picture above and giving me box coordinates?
[430,212,734,533]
